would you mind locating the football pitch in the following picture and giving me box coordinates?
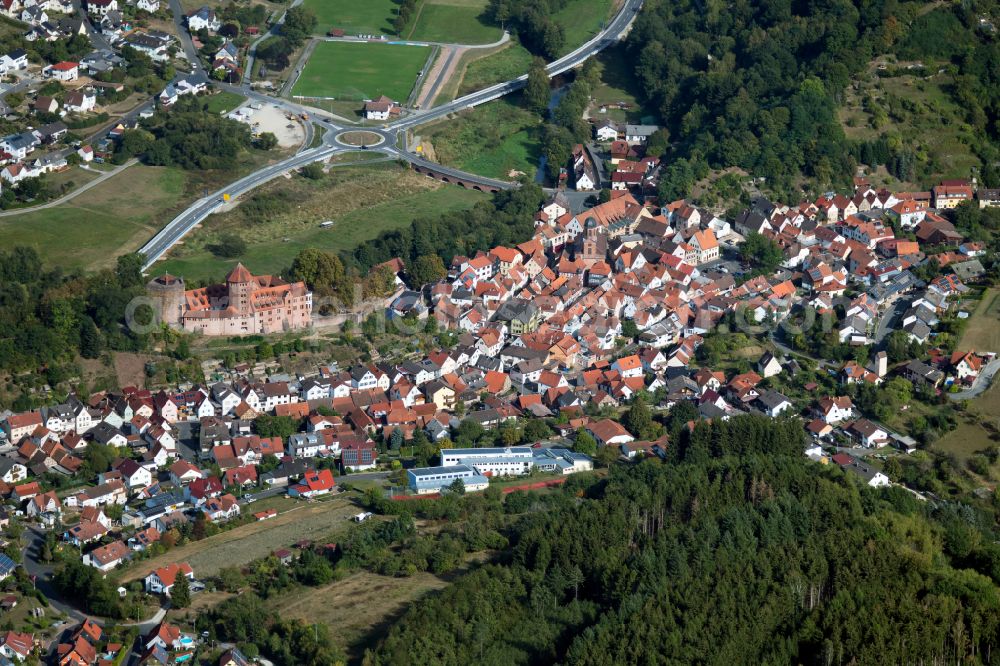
[292,41,432,102]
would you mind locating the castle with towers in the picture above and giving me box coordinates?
[147,263,312,336]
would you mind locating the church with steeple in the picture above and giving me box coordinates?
[147,263,312,335]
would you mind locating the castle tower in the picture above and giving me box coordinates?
[226,263,254,314]
[146,273,185,326]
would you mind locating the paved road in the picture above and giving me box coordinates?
[949,358,1000,400]
[0,160,138,217]
[69,0,114,51]
[138,0,643,268]
[167,0,204,76]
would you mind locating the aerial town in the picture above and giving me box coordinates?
[0,0,997,660]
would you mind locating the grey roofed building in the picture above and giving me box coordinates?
[902,359,944,387]
[952,259,986,281]
[495,299,539,325]
[757,389,792,410]
[868,271,924,303]
[734,209,770,236]
[0,458,21,478]
[624,124,658,140]
[903,319,932,343]
[698,402,728,419]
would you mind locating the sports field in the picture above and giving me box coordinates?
[407,0,502,44]
[292,41,431,101]
[302,0,399,36]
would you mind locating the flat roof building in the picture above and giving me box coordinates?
[407,464,490,495]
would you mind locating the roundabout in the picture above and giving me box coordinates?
[335,130,386,148]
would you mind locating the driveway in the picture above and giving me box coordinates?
[949,358,1000,400]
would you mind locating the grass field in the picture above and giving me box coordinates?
[273,570,451,655]
[958,288,1000,353]
[0,143,296,272]
[447,42,533,101]
[422,97,540,179]
[0,165,187,271]
[204,91,246,115]
[155,163,488,281]
[117,497,365,582]
[552,0,614,56]
[292,41,431,101]
[302,0,399,35]
[407,0,502,44]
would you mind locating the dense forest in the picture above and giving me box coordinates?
[365,414,1000,665]
[623,0,1000,197]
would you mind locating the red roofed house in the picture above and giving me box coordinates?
[202,493,240,522]
[144,562,194,596]
[611,355,642,379]
[45,61,79,81]
[288,469,336,498]
[0,631,33,661]
[341,439,377,471]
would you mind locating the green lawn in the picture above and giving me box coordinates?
[155,163,488,281]
[553,0,614,56]
[205,91,246,114]
[0,165,188,271]
[423,97,540,180]
[452,42,533,100]
[408,0,502,44]
[292,41,431,101]
[301,0,400,35]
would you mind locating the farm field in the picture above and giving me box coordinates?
[421,97,540,179]
[155,163,489,282]
[301,0,398,36]
[116,496,364,582]
[958,288,1000,353]
[292,41,431,102]
[407,0,502,44]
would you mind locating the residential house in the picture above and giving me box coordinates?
[145,562,194,596]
